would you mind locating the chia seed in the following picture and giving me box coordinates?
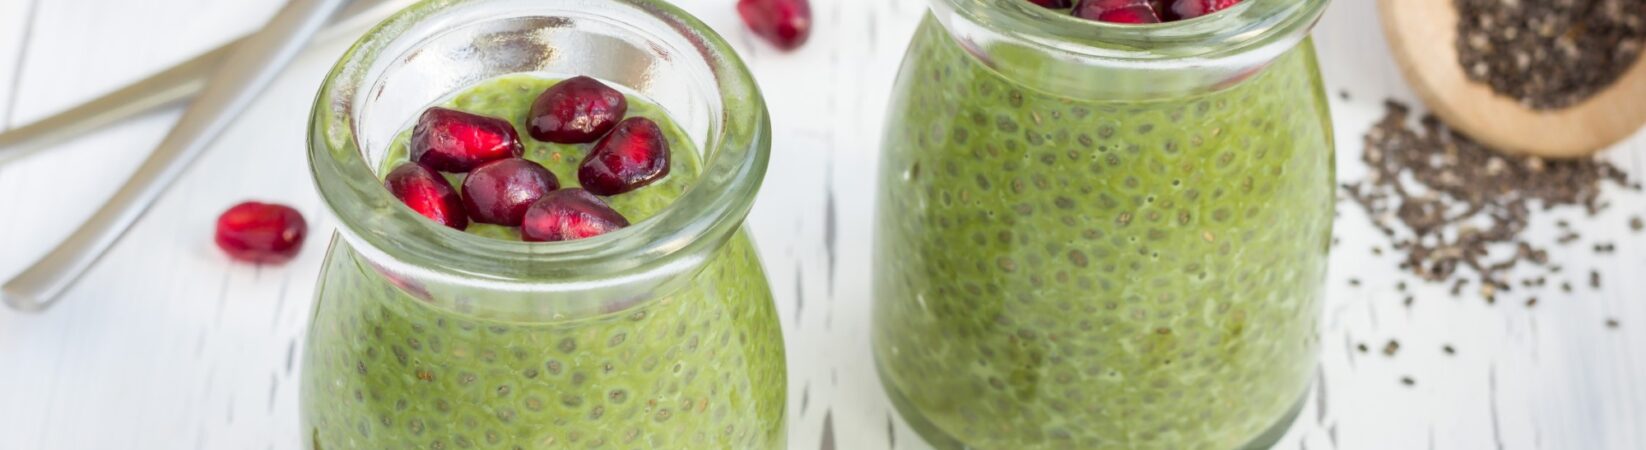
[1343,101,1635,297]
[1455,0,1646,110]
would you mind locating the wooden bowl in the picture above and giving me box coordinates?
[1377,0,1646,158]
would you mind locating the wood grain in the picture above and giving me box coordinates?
[0,0,1643,449]
[1378,0,1646,158]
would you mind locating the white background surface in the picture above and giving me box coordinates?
[1,0,1644,448]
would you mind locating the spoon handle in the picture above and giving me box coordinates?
[2,0,350,312]
[0,0,404,165]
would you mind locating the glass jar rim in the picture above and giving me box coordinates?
[307,0,770,289]
[934,0,1332,63]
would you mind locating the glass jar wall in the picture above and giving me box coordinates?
[871,1,1334,448]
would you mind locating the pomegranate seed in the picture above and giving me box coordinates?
[1212,62,1269,90]
[1168,0,1243,20]
[528,76,629,144]
[1027,0,1072,8]
[462,158,561,226]
[737,0,812,51]
[368,262,433,301]
[385,162,468,230]
[410,107,523,173]
[578,117,671,196]
[520,189,630,242]
[1148,0,1173,17]
[1072,0,1162,23]
[215,201,307,264]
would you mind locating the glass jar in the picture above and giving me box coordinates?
[871,1,1334,449]
[300,0,785,448]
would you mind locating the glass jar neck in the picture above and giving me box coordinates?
[308,0,769,321]
[930,0,1330,99]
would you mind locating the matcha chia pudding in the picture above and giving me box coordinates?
[302,2,782,448]
[871,0,1335,448]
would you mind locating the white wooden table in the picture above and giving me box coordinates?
[1,0,1643,448]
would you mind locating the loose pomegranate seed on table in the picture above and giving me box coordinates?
[385,162,469,230]
[528,76,629,144]
[520,188,631,242]
[215,201,307,264]
[410,107,523,173]
[578,117,672,196]
[462,158,561,226]
[737,0,812,51]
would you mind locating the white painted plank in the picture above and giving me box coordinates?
[7,0,285,124]
[0,0,39,127]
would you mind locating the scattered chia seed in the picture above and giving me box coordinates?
[1357,343,1369,353]
[1343,101,1636,297]
[1443,345,1456,355]
[1557,232,1581,245]
[1607,318,1621,328]
[1590,270,1602,288]
[1384,340,1401,357]
[1349,278,1362,287]
[1403,296,1415,307]
[1454,0,1646,110]
[1401,376,1416,386]
[1630,215,1643,231]
[1525,297,1539,308]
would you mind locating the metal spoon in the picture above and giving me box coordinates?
[2,0,351,312]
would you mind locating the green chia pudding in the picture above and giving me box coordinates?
[871,17,1334,450]
[301,75,786,449]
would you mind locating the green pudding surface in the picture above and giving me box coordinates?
[301,75,785,449]
[872,18,1334,450]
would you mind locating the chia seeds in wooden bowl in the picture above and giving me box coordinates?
[1455,0,1646,110]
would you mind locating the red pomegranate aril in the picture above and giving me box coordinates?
[578,117,671,196]
[1027,0,1073,8]
[385,162,469,230]
[215,201,307,264]
[1073,0,1163,23]
[368,262,434,301]
[462,158,561,226]
[1169,0,1242,20]
[521,189,630,242]
[737,0,812,51]
[410,107,523,173]
[528,76,629,144]
[1150,0,1177,19]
